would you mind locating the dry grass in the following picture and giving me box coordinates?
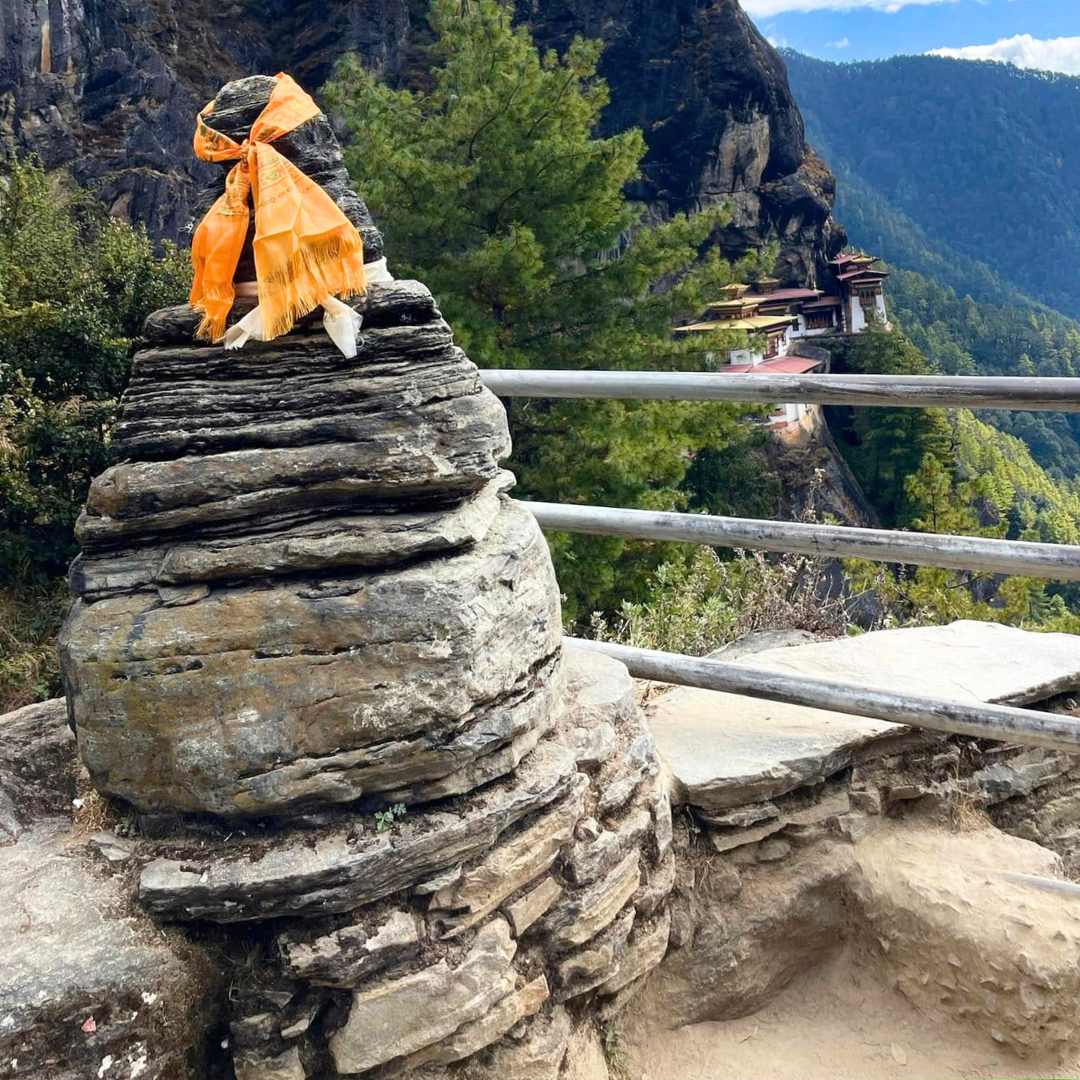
[601,1020,631,1080]
[946,764,992,832]
[70,786,118,840]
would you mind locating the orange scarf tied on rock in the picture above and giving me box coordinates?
[190,73,366,344]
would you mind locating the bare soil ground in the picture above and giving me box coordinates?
[622,949,1080,1080]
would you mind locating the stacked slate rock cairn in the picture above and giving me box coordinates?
[59,76,673,1080]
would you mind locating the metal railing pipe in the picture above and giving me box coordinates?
[480,369,1080,412]
[567,638,1080,754]
[523,502,1080,581]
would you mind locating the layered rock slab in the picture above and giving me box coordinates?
[65,501,561,819]
[139,738,581,923]
[60,276,566,820]
[651,620,1080,812]
[131,646,672,1076]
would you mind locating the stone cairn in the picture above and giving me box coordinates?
[59,76,673,1080]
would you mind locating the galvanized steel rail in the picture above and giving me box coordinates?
[568,638,1080,754]
[481,369,1080,412]
[524,502,1080,581]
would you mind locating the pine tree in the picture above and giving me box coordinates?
[325,0,772,620]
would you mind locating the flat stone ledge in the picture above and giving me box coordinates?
[650,621,1080,812]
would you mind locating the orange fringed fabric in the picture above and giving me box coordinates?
[189,73,367,343]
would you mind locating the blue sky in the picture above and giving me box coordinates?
[746,0,1080,74]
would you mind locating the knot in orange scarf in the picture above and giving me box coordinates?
[190,73,366,344]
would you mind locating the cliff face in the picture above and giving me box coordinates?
[519,0,845,284]
[0,0,842,281]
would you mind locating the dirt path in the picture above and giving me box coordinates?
[622,950,1080,1080]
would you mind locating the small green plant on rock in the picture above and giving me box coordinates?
[374,803,408,833]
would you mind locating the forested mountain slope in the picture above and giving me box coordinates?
[888,267,1080,478]
[783,50,1080,320]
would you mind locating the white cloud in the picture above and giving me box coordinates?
[744,0,957,15]
[827,36,852,49]
[928,34,1080,76]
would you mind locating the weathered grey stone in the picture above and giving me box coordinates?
[234,1047,306,1080]
[709,630,821,660]
[328,918,517,1074]
[378,707,558,808]
[139,740,579,922]
[650,782,674,861]
[230,1010,278,1048]
[970,748,1074,805]
[0,819,217,1079]
[157,582,210,606]
[88,831,135,864]
[698,802,780,829]
[560,644,635,772]
[504,877,564,937]
[105,295,490,472]
[479,1005,573,1080]
[707,819,786,854]
[561,644,638,731]
[72,479,507,600]
[634,851,676,917]
[598,734,660,817]
[707,790,850,853]
[1009,789,1080,860]
[78,369,508,548]
[652,621,1080,812]
[599,910,672,997]
[380,975,550,1075]
[429,775,587,938]
[575,818,602,844]
[66,503,562,818]
[0,698,74,842]
[566,722,618,771]
[565,809,651,887]
[544,849,641,950]
[414,865,463,896]
[555,907,636,1001]
[280,909,423,988]
[850,788,883,815]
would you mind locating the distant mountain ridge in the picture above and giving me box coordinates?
[782,50,1080,321]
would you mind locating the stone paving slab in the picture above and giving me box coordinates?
[649,621,1080,811]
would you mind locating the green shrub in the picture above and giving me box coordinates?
[0,158,190,583]
[0,158,190,707]
[590,546,850,656]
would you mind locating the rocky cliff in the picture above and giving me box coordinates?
[1,0,843,283]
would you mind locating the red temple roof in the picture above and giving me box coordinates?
[721,356,824,375]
